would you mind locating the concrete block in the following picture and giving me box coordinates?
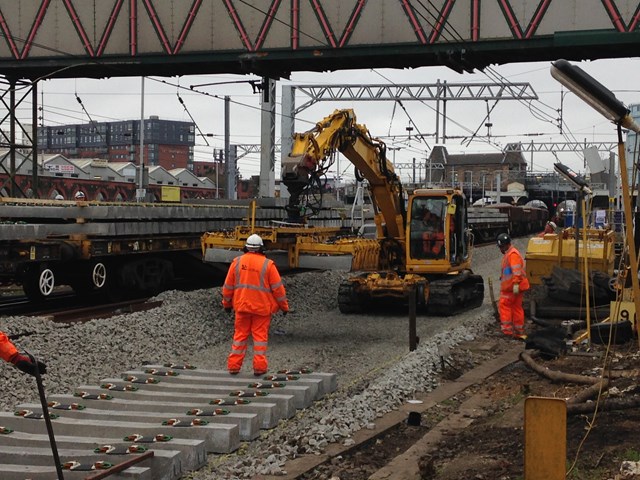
[0,444,179,480]
[127,368,323,400]
[123,370,318,406]
[84,380,295,418]
[146,365,337,397]
[18,401,260,442]
[0,429,205,472]
[0,411,238,454]
[0,463,151,480]
[49,392,277,430]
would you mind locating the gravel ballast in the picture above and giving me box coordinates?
[0,239,528,479]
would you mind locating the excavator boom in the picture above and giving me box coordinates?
[283,109,405,240]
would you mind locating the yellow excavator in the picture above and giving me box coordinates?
[202,109,484,314]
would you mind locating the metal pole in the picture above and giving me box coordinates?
[225,96,231,200]
[9,79,16,197]
[616,126,640,348]
[28,351,64,480]
[408,286,417,351]
[137,77,145,202]
[442,82,448,144]
[482,174,486,203]
[32,81,38,198]
[574,192,581,271]
[435,79,440,143]
[214,150,219,199]
[412,157,416,185]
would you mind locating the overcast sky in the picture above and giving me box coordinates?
[33,56,640,185]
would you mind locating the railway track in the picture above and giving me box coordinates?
[0,295,162,323]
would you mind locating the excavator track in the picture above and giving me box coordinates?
[426,270,485,316]
[337,281,364,314]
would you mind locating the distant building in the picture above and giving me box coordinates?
[427,144,527,203]
[37,116,195,171]
[0,151,216,201]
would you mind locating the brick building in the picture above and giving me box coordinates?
[427,144,528,203]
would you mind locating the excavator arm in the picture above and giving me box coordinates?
[282,109,406,240]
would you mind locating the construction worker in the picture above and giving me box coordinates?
[421,210,445,258]
[537,221,558,237]
[497,233,530,338]
[222,234,290,376]
[0,331,47,376]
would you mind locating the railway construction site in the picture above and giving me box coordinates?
[2,237,640,480]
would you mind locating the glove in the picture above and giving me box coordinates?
[224,307,232,314]
[513,284,520,295]
[9,353,47,377]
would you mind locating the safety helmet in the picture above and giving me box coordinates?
[74,191,86,200]
[54,194,64,200]
[245,234,264,252]
[496,233,511,247]
[547,221,557,230]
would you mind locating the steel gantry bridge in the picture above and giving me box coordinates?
[0,0,639,79]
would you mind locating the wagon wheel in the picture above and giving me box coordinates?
[71,261,109,295]
[23,264,56,302]
[91,262,108,289]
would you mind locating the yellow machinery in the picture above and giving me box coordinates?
[525,228,616,286]
[203,109,484,314]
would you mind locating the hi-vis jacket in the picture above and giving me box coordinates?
[500,245,530,293]
[0,331,18,362]
[222,252,289,316]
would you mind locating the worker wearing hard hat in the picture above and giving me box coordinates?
[497,233,530,339]
[0,331,47,376]
[222,234,290,376]
[537,221,558,237]
[421,210,445,257]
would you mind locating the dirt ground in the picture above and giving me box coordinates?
[302,320,640,480]
[428,332,640,480]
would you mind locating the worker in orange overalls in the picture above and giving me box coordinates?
[421,211,445,257]
[0,331,47,376]
[222,234,290,376]
[497,233,530,338]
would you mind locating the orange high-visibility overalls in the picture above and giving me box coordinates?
[222,252,289,374]
[0,331,18,362]
[499,245,530,337]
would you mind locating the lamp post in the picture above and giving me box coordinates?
[551,59,640,347]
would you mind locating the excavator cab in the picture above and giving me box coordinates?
[406,189,473,275]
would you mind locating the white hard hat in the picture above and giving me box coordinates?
[548,221,557,230]
[54,194,64,200]
[74,191,86,200]
[245,234,264,251]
